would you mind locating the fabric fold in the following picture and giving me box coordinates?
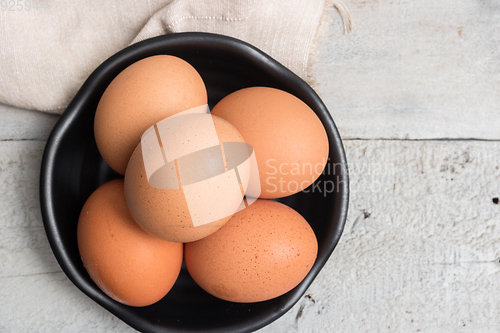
[0,0,351,113]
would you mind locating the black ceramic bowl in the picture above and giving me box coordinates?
[40,32,349,333]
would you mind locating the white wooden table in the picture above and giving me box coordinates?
[1,0,499,332]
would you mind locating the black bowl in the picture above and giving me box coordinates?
[40,32,349,333]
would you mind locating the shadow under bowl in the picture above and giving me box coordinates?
[40,32,349,333]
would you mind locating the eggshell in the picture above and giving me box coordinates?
[211,87,329,199]
[124,115,247,243]
[94,55,207,175]
[77,179,183,307]
[184,199,318,303]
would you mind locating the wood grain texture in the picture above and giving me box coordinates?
[0,103,59,141]
[1,0,499,330]
[0,141,135,333]
[1,137,499,332]
[259,139,500,333]
[310,0,500,140]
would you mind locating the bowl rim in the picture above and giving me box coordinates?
[39,31,349,333]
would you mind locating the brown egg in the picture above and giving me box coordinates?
[184,199,318,303]
[77,179,183,307]
[94,55,207,175]
[211,87,329,199]
[124,115,248,243]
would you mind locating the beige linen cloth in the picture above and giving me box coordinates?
[0,0,352,113]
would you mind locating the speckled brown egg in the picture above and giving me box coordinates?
[184,199,318,303]
[94,55,207,175]
[211,87,329,199]
[77,179,183,307]
[124,115,247,243]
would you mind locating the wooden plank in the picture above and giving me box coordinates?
[1,139,499,331]
[0,273,135,332]
[1,0,499,143]
[0,1,497,331]
[0,141,133,331]
[0,103,59,141]
[0,141,61,278]
[310,0,500,140]
[260,139,500,332]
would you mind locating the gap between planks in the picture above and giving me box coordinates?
[1,138,500,143]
